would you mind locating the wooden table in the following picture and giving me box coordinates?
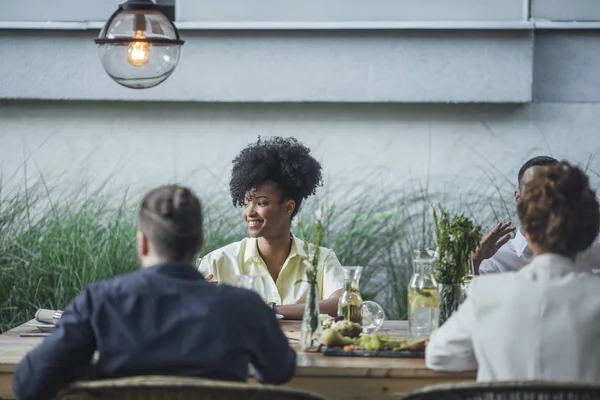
[0,320,475,400]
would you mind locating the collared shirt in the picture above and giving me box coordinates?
[198,234,345,305]
[426,253,600,382]
[12,263,296,400]
[479,228,600,275]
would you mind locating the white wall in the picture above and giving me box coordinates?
[1,101,599,204]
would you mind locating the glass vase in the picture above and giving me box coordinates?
[300,281,321,350]
[438,283,462,326]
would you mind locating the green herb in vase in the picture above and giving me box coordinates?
[433,205,482,325]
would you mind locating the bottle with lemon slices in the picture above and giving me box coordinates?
[408,249,440,338]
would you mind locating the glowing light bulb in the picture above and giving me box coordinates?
[127,31,150,67]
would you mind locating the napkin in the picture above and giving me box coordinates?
[35,309,58,324]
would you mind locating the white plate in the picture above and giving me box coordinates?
[25,319,55,333]
[275,314,284,320]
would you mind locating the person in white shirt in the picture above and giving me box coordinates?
[472,156,600,275]
[426,161,600,382]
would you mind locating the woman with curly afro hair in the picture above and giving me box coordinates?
[426,161,600,383]
[199,136,344,320]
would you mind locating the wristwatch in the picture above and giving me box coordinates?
[268,302,277,311]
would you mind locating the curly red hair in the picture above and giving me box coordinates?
[518,162,599,257]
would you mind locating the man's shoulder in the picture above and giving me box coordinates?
[63,269,146,311]
[217,284,268,314]
[85,269,149,295]
[219,284,262,300]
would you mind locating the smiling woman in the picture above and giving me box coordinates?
[198,136,345,320]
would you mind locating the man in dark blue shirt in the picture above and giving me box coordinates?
[12,185,296,400]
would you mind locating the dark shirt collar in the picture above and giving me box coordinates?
[142,262,205,281]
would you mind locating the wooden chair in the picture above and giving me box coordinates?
[402,381,600,400]
[58,375,325,400]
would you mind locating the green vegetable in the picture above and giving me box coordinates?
[370,334,381,351]
[342,336,355,346]
[332,320,363,338]
[321,329,346,348]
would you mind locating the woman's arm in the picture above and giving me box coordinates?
[275,289,343,320]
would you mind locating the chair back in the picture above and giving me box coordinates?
[58,375,325,400]
[402,381,600,400]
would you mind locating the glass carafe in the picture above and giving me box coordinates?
[337,266,364,324]
[408,249,440,338]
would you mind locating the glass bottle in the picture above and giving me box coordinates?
[408,249,440,338]
[337,266,364,324]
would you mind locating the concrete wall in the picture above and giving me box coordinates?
[0,0,121,22]
[0,0,527,23]
[531,0,600,21]
[1,101,599,203]
[533,31,600,102]
[0,30,533,103]
[0,27,599,202]
[176,0,527,23]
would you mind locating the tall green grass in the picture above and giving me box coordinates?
[0,178,516,332]
[0,182,139,332]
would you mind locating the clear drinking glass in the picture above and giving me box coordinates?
[234,275,254,289]
[234,274,267,301]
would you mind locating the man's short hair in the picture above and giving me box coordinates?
[518,156,559,189]
[138,185,204,261]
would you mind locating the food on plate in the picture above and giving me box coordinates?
[358,334,382,351]
[331,320,363,338]
[320,329,355,348]
[396,337,428,351]
[319,314,334,330]
[321,330,429,352]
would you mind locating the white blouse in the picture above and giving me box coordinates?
[426,253,600,383]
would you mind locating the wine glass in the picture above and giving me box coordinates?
[362,301,385,333]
